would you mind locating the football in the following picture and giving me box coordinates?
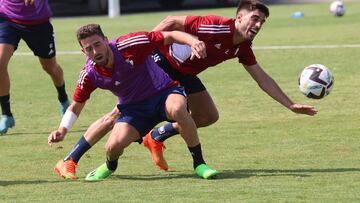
[330,0,345,17]
[298,64,334,99]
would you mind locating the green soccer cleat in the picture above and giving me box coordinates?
[85,163,114,181]
[195,164,219,179]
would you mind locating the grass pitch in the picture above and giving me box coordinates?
[1,2,360,202]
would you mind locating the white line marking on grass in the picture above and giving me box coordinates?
[13,44,360,56]
[253,44,360,50]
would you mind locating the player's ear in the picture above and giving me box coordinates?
[236,12,243,22]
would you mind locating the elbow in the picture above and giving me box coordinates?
[162,16,183,31]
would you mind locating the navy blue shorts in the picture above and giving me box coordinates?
[116,86,186,138]
[0,17,56,58]
[152,50,206,95]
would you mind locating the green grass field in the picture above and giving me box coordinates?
[1,2,360,202]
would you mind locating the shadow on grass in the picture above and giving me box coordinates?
[3,128,88,136]
[218,168,360,179]
[107,167,360,180]
[0,180,63,186]
[2,168,359,186]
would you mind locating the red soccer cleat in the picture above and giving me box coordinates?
[143,131,168,171]
[54,159,77,180]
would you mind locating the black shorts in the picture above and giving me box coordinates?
[152,49,206,95]
[0,17,56,58]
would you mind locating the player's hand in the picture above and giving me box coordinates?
[290,103,318,116]
[24,0,35,6]
[48,129,66,146]
[190,41,207,60]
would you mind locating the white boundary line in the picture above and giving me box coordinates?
[13,44,360,56]
[253,44,360,50]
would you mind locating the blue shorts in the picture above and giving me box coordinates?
[116,86,186,138]
[152,50,206,95]
[0,17,56,58]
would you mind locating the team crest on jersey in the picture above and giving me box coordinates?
[115,81,121,86]
[214,43,222,49]
[125,58,134,66]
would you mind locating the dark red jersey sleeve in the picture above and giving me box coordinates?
[237,41,257,66]
[72,69,97,103]
[115,31,164,65]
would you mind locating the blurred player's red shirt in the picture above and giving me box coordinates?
[159,15,257,76]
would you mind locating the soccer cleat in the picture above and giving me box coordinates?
[54,159,77,180]
[143,131,168,171]
[85,163,114,181]
[195,164,219,179]
[60,100,70,116]
[0,115,15,135]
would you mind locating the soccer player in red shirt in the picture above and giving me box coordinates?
[51,0,317,179]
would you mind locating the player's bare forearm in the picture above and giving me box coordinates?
[162,31,206,59]
[245,64,317,116]
[152,16,186,32]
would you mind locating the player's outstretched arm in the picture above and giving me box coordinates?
[47,101,86,145]
[244,63,318,116]
[152,16,187,32]
[161,31,206,60]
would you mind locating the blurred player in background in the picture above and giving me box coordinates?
[0,0,70,134]
[50,0,317,179]
[48,24,218,180]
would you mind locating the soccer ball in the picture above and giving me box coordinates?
[298,64,334,99]
[330,0,345,17]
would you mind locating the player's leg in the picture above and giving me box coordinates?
[23,21,69,116]
[148,89,218,141]
[54,107,119,179]
[0,19,20,134]
[143,76,219,168]
[85,122,139,181]
[0,44,15,135]
[165,88,218,179]
[188,89,219,127]
[38,57,69,115]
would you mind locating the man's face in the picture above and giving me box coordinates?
[80,34,110,66]
[236,9,267,41]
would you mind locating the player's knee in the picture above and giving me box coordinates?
[42,63,61,75]
[169,103,188,120]
[193,110,219,128]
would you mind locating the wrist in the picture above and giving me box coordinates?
[59,110,78,131]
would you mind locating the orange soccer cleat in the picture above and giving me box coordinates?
[143,132,168,171]
[54,159,77,180]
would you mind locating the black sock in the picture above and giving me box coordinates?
[64,135,91,163]
[106,158,118,171]
[56,84,68,103]
[0,95,12,116]
[188,144,206,169]
[151,122,178,142]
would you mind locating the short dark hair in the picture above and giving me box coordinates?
[76,24,105,45]
[236,0,270,18]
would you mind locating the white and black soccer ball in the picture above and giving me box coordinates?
[298,64,334,99]
[330,0,345,17]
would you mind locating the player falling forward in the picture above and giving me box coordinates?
[50,0,317,179]
[48,24,218,180]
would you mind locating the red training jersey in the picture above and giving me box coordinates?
[159,15,257,75]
